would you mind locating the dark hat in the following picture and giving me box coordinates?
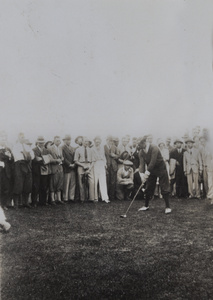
[63,134,71,141]
[157,139,165,147]
[120,151,130,161]
[185,138,195,144]
[112,136,119,142]
[123,160,133,166]
[36,136,45,144]
[45,141,53,148]
[138,135,148,146]
[75,136,83,144]
[174,139,183,145]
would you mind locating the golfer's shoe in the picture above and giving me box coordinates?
[165,208,172,214]
[138,206,149,211]
[210,199,213,205]
[103,199,110,203]
[2,222,11,233]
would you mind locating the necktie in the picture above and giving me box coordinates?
[85,147,88,162]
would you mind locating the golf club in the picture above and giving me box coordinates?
[120,181,145,218]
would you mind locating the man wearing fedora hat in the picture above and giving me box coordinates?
[61,135,76,203]
[31,136,50,207]
[138,136,171,214]
[183,138,202,199]
[116,160,134,200]
[170,139,188,198]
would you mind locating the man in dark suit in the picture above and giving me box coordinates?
[61,135,76,202]
[104,136,119,201]
[0,131,14,209]
[13,133,35,208]
[170,139,188,198]
[138,136,171,214]
[31,136,50,207]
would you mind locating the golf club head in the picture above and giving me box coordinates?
[120,214,127,218]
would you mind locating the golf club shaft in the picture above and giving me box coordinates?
[124,181,145,215]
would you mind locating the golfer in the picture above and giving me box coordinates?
[138,136,171,214]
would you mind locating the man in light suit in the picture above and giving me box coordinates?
[104,136,119,201]
[49,136,64,204]
[61,135,76,203]
[183,138,202,199]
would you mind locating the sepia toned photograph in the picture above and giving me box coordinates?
[1,1,213,299]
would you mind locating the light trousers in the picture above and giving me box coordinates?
[63,170,76,201]
[187,170,200,197]
[94,161,109,201]
[207,171,213,199]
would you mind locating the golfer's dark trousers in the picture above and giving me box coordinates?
[106,167,117,200]
[32,174,49,205]
[145,172,170,208]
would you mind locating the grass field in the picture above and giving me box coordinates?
[1,198,213,300]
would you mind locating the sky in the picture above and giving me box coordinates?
[1,0,213,145]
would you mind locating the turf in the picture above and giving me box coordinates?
[1,198,213,300]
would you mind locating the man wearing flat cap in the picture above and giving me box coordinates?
[138,135,171,214]
[170,139,188,198]
[31,136,51,207]
[116,160,134,200]
[62,135,76,203]
[183,138,202,199]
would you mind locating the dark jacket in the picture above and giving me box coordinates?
[49,145,64,175]
[0,147,14,179]
[139,144,167,176]
[104,144,119,172]
[32,146,50,175]
[61,144,75,173]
